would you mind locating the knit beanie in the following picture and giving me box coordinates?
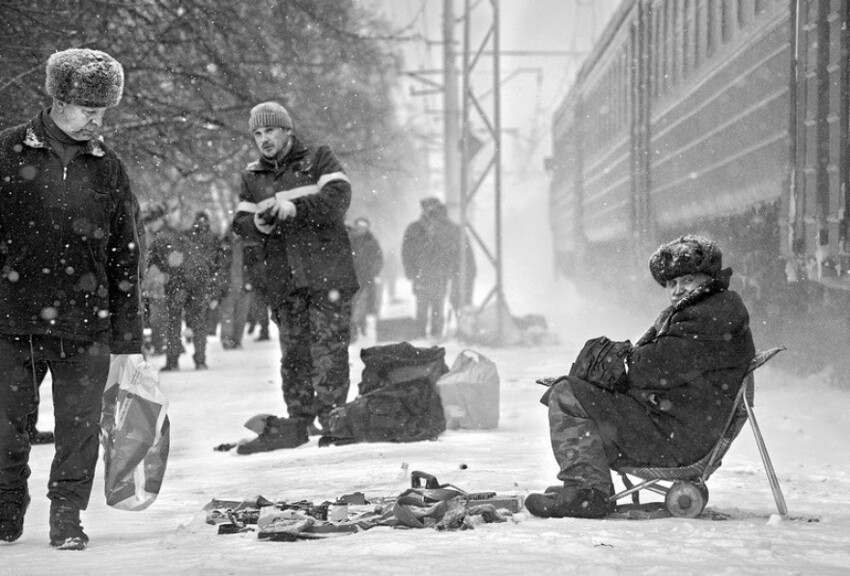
[648,234,723,286]
[45,48,124,108]
[249,102,293,131]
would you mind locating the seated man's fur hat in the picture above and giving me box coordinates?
[649,234,723,286]
[45,48,124,108]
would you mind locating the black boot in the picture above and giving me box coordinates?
[49,500,88,550]
[236,417,309,455]
[28,428,55,445]
[161,358,180,372]
[525,486,611,519]
[0,490,30,542]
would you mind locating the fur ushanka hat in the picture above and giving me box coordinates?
[648,234,723,286]
[45,48,124,108]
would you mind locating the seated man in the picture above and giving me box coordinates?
[527,235,755,519]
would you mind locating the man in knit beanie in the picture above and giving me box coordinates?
[0,48,143,550]
[231,101,358,454]
[526,235,754,519]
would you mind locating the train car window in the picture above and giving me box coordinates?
[623,51,629,128]
[695,0,705,70]
[653,7,662,99]
[683,0,692,78]
[721,0,732,44]
[658,0,670,95]
[707,0,719,57]
[738,0,751,28]
[673,0,682,86]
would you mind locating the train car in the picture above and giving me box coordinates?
[549,0,849,370]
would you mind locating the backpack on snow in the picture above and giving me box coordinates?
[324,343,448,444]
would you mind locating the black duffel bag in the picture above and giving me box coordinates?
[325,343,448,444]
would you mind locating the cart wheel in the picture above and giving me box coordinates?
[665,481,708,518]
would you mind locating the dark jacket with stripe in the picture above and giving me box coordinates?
[0,111,143,352]
[232,136,358,308]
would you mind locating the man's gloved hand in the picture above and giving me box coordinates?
[255,197,297,234]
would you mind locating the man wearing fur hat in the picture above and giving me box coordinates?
[526,235,755,519]
[231,101,358,453]
[0,48,143,549]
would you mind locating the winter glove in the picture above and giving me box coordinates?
[254,196,297,234]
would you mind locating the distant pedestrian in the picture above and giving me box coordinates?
[141,203,169,356]
[348,216,384,340]
[147,202,188,370]
[179,210,226,368]
[244,241,271,341]
[401,197,476,338]
[231,101,358,453]
[218,230,253,350]
[0,48,143,550]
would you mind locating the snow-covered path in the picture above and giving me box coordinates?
[5,294,850,576]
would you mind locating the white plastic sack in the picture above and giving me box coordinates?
[100,354,170,511]
[437,349,500,430]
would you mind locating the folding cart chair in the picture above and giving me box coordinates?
[611,347,788,518]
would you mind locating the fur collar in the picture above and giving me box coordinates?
[23,121,106,158]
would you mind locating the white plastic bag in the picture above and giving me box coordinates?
[437,349,500,430]
[100,354,170,511]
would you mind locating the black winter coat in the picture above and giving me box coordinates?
[401,208,475,306]
[147,225,186,291]
[232,137,358,308]
[349,228,383,286]
[571,275,755,467]
[184,220,226,300]
[0,112,143,352]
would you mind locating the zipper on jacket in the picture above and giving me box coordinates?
[29,336,40,402]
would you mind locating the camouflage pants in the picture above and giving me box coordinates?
[274,288,353,427]
[545,377,614,492]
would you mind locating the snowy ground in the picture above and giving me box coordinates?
[5,280,850,576]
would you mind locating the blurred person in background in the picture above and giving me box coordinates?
[402,197,475,339]
[178,210,226,369]
[348,216,383,342]
[147,200,188,370]
[243,240,271,342]
[141,203,168,356]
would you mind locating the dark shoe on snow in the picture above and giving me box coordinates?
[29,429,55,445]
[0,490,30,542]
[236,417,309,455]
[526,487,611,519]
[49,500,89,550]
[160,361,179,372]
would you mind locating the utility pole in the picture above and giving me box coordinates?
[443,0,461,218]
[459,0,507,344]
